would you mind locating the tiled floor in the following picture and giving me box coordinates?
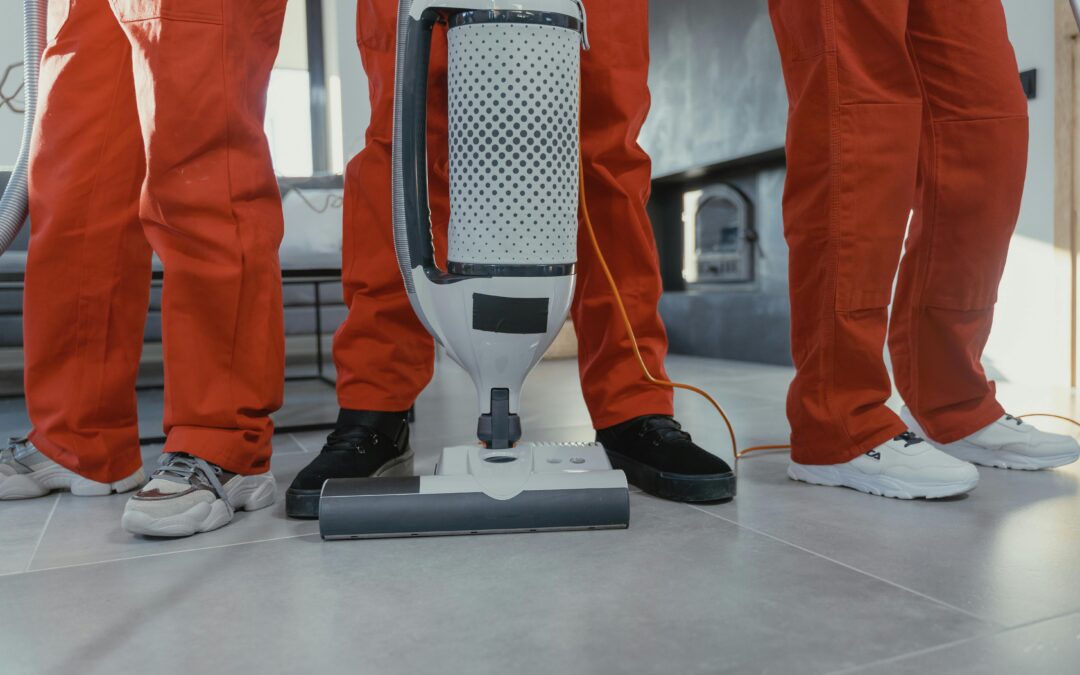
[2,354,1080,674]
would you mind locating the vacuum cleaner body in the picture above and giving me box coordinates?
[319,0,630,539]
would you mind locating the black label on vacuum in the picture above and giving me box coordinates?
[472,294,549,334]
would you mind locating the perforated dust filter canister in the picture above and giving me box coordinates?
[445,14,581,271]
[318,0,630,541]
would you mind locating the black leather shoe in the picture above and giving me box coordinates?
[597,415,735,502]
[286,409,413,519]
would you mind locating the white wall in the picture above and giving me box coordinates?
[0,3,25,167]
[984,1,1069,389]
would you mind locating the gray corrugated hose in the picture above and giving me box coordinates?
[0,0,45,255]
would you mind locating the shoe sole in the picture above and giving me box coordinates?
[901,410,1080,471]
[121,472,278,538]
[604,448,736,502]
[787,462,978,500]
[285,448,415,519]
[0,467,146,501]
[938,443,1079,471]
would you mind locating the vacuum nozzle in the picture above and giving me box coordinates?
[319,443,630,539]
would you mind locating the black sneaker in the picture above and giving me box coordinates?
[285,409,413,519]
[596,415,735,502]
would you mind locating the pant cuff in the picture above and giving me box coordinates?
[588,387,675,430]
[916,399,1006,445]
[791,420,909,466]
[164,425,272,476]
[28,428,143,485]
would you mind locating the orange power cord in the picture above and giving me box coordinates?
[577,157,789,463]
[577,157,1080,461]
[1017,413,1080,428]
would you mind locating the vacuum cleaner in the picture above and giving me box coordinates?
[319,0,631,539]
[0,0,44,254]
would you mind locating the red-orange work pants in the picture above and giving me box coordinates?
[24,0,287,482]
[770,0,1028,463]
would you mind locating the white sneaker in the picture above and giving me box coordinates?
[0,436,145,500]
[122,452,276,537]
[788,432,979,499]
[901,407,1080,471]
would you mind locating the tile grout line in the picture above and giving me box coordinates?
[23,492,61,573]
[824,630,1008,675]
[683,502,1003,628]
[6,530,320,578]
[825,607,1080,675]
[288,432,311,453]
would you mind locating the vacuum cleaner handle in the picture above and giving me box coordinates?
[395,5,438,281]
[393,1,468,291]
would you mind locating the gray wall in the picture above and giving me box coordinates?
[641,0,787,178]
[659,167,791,365]
[644,0,792,365]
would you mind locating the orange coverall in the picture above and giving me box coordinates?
[334,0,674,429]
[769,0,1028,464]
[24,0,287,482]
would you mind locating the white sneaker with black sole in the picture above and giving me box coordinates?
[0,436,145,500]
[901,407,1080,471]
[788,431,979,499]
[122,452,276,537]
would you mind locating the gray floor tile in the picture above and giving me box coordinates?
[6,355,1080,673]
[700,449,1080,627]
[286,429,330,453]
[1,492,990,675]
[0,493,58,576]
[678,371,1080,628]
[26,452,319,571]
[847,611,1080,675]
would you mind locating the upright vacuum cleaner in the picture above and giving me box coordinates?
[318,0,631,539]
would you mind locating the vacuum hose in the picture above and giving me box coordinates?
[0,0,45,255]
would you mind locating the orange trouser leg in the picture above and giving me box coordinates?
[572,0,673,427]
[771,0,920,464]
[25,0,150,483]
[770,0,1026,463]
[333,1,448,412]
[25,0,288,480]
[335,0,672,427]
[115,0,288,473]
[888,2,1028,444]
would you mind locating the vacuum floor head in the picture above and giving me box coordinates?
[319,442,629,539]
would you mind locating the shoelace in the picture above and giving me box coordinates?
[0,438,19,464]
[635,417,692,445]
[892,431,924,448]
[152,453,231,513]
[324,427,382,453]
[0,436,34,468]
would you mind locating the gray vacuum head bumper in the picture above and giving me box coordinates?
[319,476,629,540]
